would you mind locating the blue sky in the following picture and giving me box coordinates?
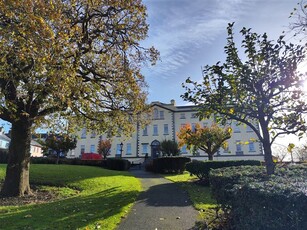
[141,0,301,105]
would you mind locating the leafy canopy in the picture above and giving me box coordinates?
[159,139,180,156]
[182,23,307,173]
[97,139,111,159]
[0,0,159,134]
[177,123,232,160]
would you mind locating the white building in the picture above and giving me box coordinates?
[67,101,264,161]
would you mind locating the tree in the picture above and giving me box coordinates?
[295,142,307,161]
[97,139,111,159]
[0,0,158,197]
[159,139,180,156]
[289,1,307,38]
[182,23,307,174]
[44,133,77,164]
[177,123,231,160]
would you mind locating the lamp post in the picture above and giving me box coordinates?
[120,142,123,158]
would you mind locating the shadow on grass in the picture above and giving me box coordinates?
[29,164,135,187]
[0,187,139,229]
[136,182,192,207]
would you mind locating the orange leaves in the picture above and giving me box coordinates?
[97,139,112,158]
[177,123,232,158]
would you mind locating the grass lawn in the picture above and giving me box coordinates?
[0,164,142,230]
[164,172,218,227]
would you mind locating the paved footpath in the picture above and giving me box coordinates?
[117,169,199,230]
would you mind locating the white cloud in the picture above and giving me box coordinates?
[143,0,257,78]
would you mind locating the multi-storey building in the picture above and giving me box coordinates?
[67,100,264,161]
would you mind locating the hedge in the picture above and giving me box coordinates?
[106,158,131,171]
[209,165,307,230]
[185,160,261,185]
[30,157,107,167]
[145,157,191,174]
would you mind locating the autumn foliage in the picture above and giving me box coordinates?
[97,139,112,159]
[177,123,232,160]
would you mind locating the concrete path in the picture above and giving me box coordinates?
[117,170,199,230]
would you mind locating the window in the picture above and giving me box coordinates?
[143,125,148,136]
[153,125,158,136]
[142,143,149,154]
[160,111,164,119]
[164,124,169,135]
[181,123,186,128]
[90,131,96,138]
[81,145,85,154]
[116,144,122,156]
[191,123,197,132]
[249,142,255,152]
[223,146,229,153]
[236,140,243,155]
[153,108,159,119]
[126,143,132,155]
[236,141,242,151]
[233,123,240,133]
[246,125,253,132]
[90,145,95,153]
[191,113,197,118]
[181,145,187,154]
[180,113,186,119]
[71,149,75,156]
[81,128,86,139]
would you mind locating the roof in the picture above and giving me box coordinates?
[0,134,10,142]
[31,140,43,147]
[151,101,198,112]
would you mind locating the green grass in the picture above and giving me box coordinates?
[0,164,142,230]
[164,172,218,226]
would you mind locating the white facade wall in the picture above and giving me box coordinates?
[67,101,264,161]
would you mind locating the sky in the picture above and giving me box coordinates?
[141,0,302,105]
[140,0,307,152]
[0,1,305,152]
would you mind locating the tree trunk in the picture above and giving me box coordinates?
[56,151,60,164]
[208,153,214,161]
[261,124,275,175]
[0,119,33,197]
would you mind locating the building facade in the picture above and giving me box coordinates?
[67,100,264,161]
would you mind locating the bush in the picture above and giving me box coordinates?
[159,140,180,156]
[106,158,131,171]
[186,160,261,185]
[146,157,191,174]
[30,157,107,167]
[209,165,307,230]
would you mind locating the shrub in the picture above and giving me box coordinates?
[106,158,131,171]
[186,160,261,185]
[30,157,107,167]
[146,157,191,174]
[159,140,180,156]
[209,165,307,230]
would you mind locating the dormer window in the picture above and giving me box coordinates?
[153,108,159,119]
[160,111,164,119]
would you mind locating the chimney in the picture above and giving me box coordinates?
[170,99,176,105]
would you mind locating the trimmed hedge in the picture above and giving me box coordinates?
[185,160,261,185]
[146,157,191,174]
[106,158,131,171]
[209,165,307,230]
[30,157,107,167]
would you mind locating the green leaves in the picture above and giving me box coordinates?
[182,24,307,173]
